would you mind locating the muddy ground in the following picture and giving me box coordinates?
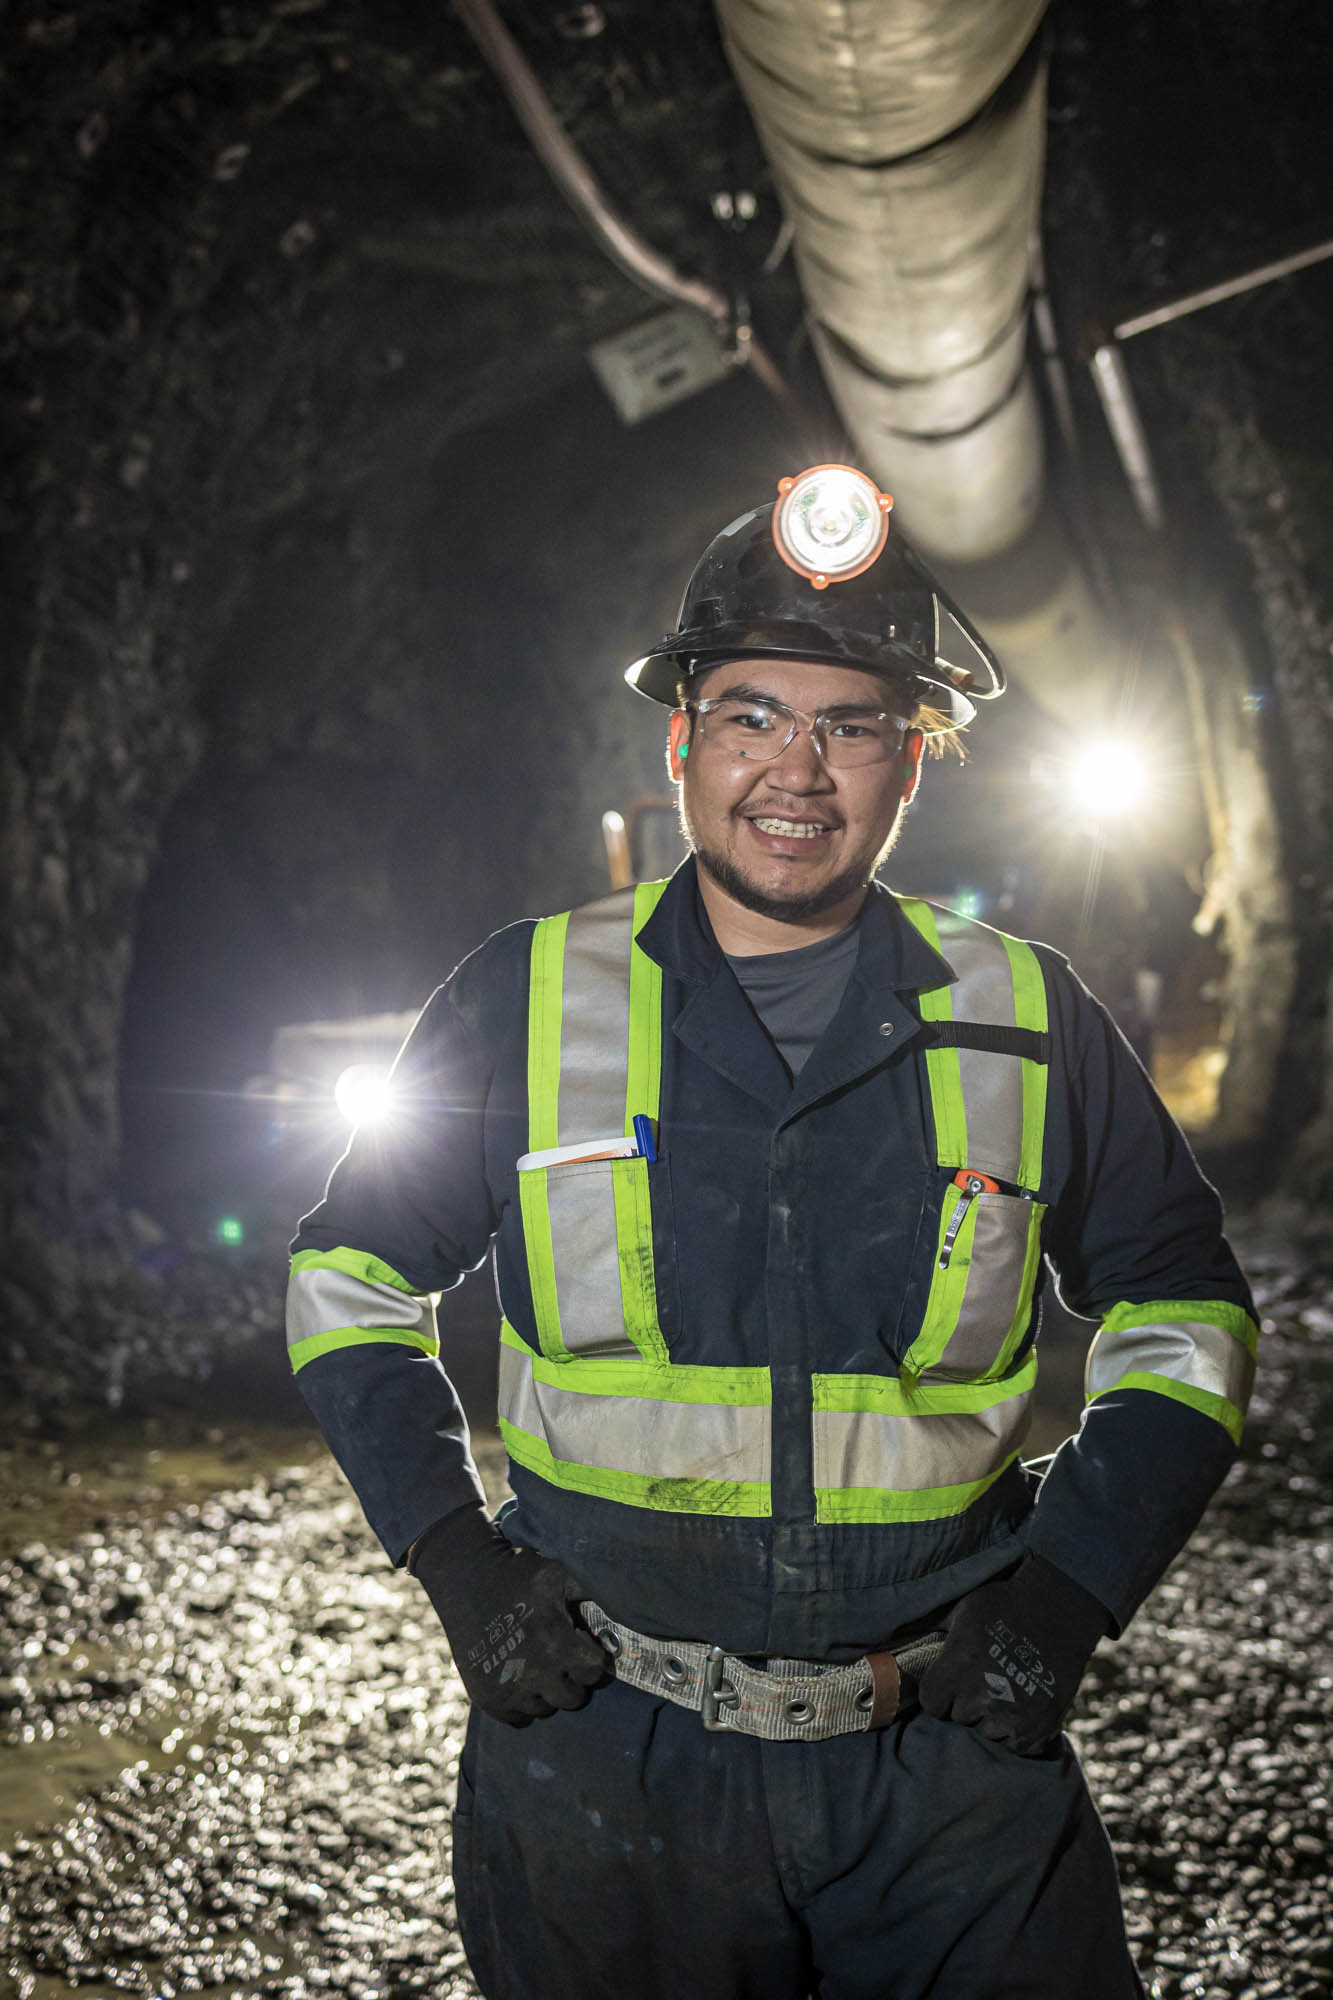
[1,1227,1330,2000]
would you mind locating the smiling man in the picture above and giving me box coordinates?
[286,466,1256,2000]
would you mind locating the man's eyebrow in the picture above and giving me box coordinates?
[701,680,784,704]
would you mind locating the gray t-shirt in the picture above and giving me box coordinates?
[726,922,860,1078]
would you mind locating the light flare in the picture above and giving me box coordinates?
[333,1063,395,1129]
[1067,741,1150,820]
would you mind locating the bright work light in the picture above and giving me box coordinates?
[772,463,892,590]
[334,1063,395,1128]
[1068,741,1150,819]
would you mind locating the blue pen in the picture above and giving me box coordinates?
[632,1113,657,1163]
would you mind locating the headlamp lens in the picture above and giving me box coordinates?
[773,464,892,589]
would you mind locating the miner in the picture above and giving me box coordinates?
[286,464,1255,1999]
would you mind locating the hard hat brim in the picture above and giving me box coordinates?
[624,634,979,730]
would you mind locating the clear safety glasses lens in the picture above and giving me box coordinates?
[692,697,906,768]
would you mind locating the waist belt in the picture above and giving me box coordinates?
[579,1600,946,1744]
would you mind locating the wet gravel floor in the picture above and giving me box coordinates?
[1,1227,1330,2000]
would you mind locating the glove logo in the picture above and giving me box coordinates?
[985,1618,1055,1702]
[468,1600,533,1677]
[984,1670,1016,1702]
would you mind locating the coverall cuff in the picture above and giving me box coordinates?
[1017,1535,1122,1637]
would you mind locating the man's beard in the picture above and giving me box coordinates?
[692,843,871,923]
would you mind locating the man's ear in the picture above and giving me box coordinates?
[901,730,925,805]
[667,708,692,783]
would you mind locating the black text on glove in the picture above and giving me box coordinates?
[918,1553,1109,1756]
[410,1504,608,1728]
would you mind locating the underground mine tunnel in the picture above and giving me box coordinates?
[2,3,1332,1997]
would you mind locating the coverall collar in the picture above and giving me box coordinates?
[635,860,958,1117]
[636,857,956,994]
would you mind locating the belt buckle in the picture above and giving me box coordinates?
[700,1643,741,1732]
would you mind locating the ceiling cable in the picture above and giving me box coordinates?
[453,0,795,415]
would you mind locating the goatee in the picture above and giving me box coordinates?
[692,843,875,925]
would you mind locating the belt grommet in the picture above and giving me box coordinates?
[855,1686,874,1712]
[785,1698,814,1724]
[598,1628,621,1656]
[663,1654,688,1685]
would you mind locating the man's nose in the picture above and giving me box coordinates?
[766,721,834,787]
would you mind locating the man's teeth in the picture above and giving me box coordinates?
[751,817,829,838]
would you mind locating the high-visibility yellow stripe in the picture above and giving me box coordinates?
[1099,1296,1258,1356]
[1003,934,1048,1190]
[903,1186,982,1380]
[524,910,571,1358]
[625,879,668,1135]
[609,1155,670,1363]
[289,1245,417,1292]
[898,896,967,1166]
[996,1199,1047,1372]
[501,1321,769,1406]
[815,1459,1019,1525]
[527,910,568,1154]
[813,1351,1037,1417]
[288,1325,436,1373]
[1089,1372,1245,1447]
[606,879,672,1361]
[519,1165,569,1360]
[501,1419,771,1517]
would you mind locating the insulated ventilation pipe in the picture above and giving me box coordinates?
[713,0,1048,565]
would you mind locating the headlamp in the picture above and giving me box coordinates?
[771,463,893,591]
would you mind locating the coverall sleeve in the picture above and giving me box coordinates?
[284,924,531,1564]
[1022,958,1257,1633]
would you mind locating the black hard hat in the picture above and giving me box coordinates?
[625,465,1006,731]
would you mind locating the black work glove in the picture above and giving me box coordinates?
[410,1503,608,1728]
[918,1553,1109,1756]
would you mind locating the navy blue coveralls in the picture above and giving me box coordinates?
[291,861,1253,1999]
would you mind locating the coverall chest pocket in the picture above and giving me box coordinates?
[902,1179,1047,1385]
[518,1154,671,1364]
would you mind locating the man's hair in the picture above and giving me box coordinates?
[674,680,967,762]
[913,703,967,762]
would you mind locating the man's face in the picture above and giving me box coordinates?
[667,658,922,929]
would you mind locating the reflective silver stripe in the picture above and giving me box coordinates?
[285,1263,434,1351]
[1086,1317,1256,1410]
[932,911,1024,1184]
[544,1158,641,1358]
[556,889,638,1143]
[498,1341,771,1484]
[813,1380,1033,1495]
[928,1193,1044,1382]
